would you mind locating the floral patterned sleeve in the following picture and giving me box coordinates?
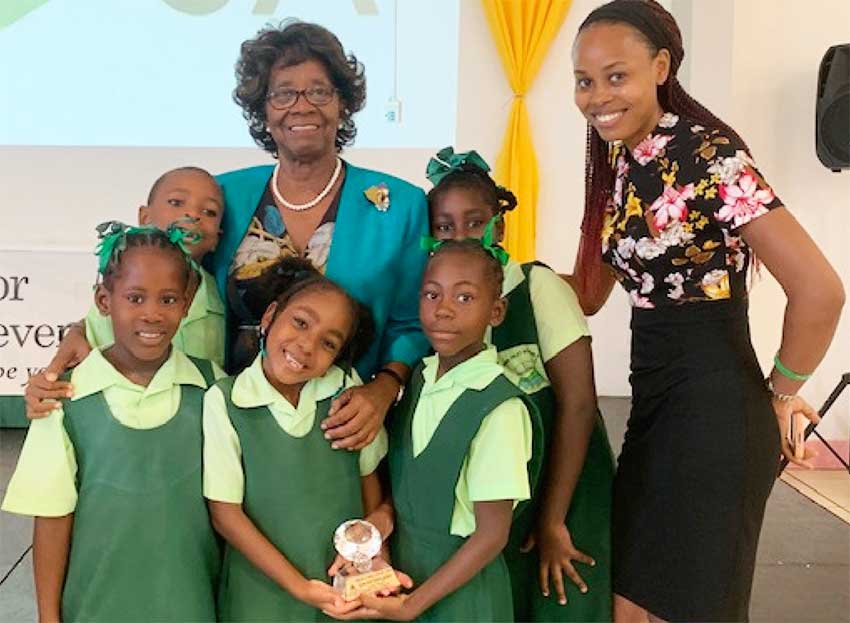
[601,114,784,308]
[703,132,783,230]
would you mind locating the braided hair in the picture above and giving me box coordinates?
[427,163,518,218]
[426,238,505,298]
[576,0,749,290]
[98,225,193,292]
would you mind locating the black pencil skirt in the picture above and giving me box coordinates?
[612,298,781,622]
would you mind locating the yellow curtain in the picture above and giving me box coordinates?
[481,0,572,261]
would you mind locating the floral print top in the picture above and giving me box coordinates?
[601,113,782,308]
[225,172,343,372]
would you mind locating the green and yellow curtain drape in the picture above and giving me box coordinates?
[482,0,572,262]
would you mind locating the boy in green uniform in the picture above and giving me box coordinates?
[2,224,224,622]
[425,148,615,622]
[24,167,226,421]
[84,167,226,366]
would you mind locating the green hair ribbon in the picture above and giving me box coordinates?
[94,219,200,277]
[481,215,510,266]
[425,146,491,186]
[419,235,444,254]
[165,218,203,271]
[420,215,509,267]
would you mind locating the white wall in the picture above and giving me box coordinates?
[454,0,849,439]
[726,0,850,439]
[455,0,635,401]
[1,0,847,437]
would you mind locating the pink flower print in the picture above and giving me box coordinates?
[632,134,673,165]
[717,171,774,228]
[649,183,695,231]
[723,230,747,272]
[629,289,655,309]
[613,155,629,206]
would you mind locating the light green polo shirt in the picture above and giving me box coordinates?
[1,348,224,517]
[412,346,532,537]
[203,355,388,504]
[486,260,590,363]
[85,267,225,367]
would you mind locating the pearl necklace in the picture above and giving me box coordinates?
[271,157,342,212]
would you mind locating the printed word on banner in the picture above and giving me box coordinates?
[0,250,93,395]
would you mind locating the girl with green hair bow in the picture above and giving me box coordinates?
[424,147,616,623]
[2,221,223,623]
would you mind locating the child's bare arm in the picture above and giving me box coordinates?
[534,336,598,602]
[24,322,89,419]
[33,514,74,622]
[361,471,383,517]
[333,501,513,621]
[373,499,513,620]
[208,500,356,615]
[360,471,395,538]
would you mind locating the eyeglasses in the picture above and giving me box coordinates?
[266,86,337,109]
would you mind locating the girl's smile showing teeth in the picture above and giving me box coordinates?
[283,349,306,371]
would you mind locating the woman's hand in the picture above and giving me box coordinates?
[523,522,595,605]
[773,395,821,469]
[323,375,398,450]
[25,325,90,419]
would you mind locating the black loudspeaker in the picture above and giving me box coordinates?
[816,44,850,172]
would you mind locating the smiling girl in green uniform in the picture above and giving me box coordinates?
[202,257,392,621]
[2,223,223,622]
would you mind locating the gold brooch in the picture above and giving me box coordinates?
[364,183,390,212]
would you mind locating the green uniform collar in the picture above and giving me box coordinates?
[185,267,224,323]
[232,354,349,412]
[421,345,503,392]
[71,347,208,401]
[502,259,526,297]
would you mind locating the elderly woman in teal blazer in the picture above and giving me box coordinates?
[21,21,429,449]
[209,21,429,449]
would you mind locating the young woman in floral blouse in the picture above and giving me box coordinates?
[569,1,844,622]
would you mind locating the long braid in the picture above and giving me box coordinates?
[578,125,614,290]
[577,0,749,290]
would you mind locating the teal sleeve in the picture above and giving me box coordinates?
[378,187,430,367]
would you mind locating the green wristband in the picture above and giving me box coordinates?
[773,354,812,382]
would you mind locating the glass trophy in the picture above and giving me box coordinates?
[332,519,401,601]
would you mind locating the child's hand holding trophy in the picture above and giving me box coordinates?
[328,519,405,601]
